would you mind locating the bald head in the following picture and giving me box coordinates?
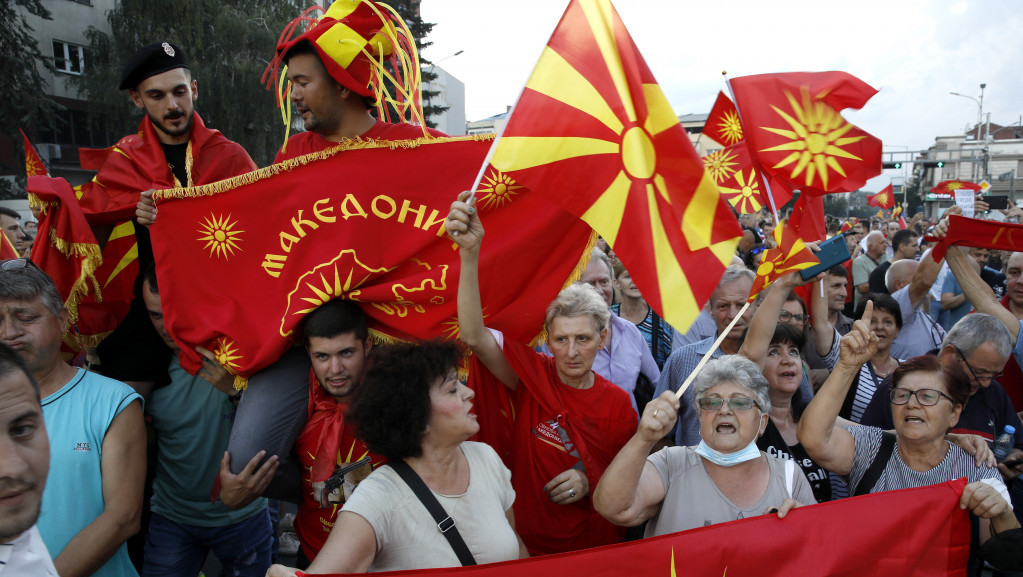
[865,231,886,259]
[885,258,918,293]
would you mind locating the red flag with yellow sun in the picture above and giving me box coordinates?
[930,180,981,195]
[21,130,48,178]
[730,72,882,195]
[867,183,895,208]
[703,91,744,147]
[748,219,819,301]
[702,143,768,215]
[489,0,741,333]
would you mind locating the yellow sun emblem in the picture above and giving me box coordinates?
[197,214,243,259]
[944,181,964,191]
[718,169,763,214]
[702,149,740,184]
[758,86,867,190]
[478,170,523,210]
[213,338,242,372]
[716,110,743,145]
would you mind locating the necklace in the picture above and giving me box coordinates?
[870,356,896,378]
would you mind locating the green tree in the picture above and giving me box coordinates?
[73,0,296,167]
[1,0,62,196]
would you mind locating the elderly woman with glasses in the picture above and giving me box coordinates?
[593,355,814,535]
[799,302,1019,576]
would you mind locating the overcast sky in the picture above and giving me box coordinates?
[420,0,1022,192]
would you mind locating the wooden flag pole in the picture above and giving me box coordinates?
[674,300,751,400]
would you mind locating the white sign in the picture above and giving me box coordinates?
[955,190,975,218]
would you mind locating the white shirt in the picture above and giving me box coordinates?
[0,526,60,577]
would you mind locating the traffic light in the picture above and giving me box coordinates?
[882,162,902,169]
[919,160,945,168]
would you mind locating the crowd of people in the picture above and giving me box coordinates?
[2,1,1022,577]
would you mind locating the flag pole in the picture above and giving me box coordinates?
[723,72,780,224]
[674,301,751,399]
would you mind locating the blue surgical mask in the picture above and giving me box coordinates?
[695,431,763,467]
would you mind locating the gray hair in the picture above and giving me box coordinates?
[943,313,1012,359]
[691,355,771,413]
[718,264,755,289]
[865,230,885,244]
[589,247,613,278]
[545,283,610,334]
[0,263,64,317]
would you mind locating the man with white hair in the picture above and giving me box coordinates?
[886,251,946,359]
[852,231,888,308]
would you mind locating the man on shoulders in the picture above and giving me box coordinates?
[139,265,273,577]
[0,261,145,577]
[0,343,58,577]
[221,299,384,569]
[886,249,945,359]
[852,231,888,308]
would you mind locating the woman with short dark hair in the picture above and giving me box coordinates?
[267,341,526,576]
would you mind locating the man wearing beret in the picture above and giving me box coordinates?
[87,41,257,399]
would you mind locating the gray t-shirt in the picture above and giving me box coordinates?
[889,285,945,360]
[343,441,519,571]
[644,446,815,537]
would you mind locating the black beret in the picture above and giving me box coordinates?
[119,41,189,90]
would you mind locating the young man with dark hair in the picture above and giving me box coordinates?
[0,342,58,577]
[221,299,384,569]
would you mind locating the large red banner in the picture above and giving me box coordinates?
[149,135,593,381]
[307,478,970,577]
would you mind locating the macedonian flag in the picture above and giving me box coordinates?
[149,136,592,381]
[702,143,767,214]
[489,0,741,333]
[21,129,48,178]
[748,218,819,301]
[931,180,982,195]
[703,91,744,147]
[867,183,895,209]
[730,71,882,195]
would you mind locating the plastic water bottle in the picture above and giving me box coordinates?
[993,425,1016,462]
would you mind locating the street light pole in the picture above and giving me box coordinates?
[950,83,987,181]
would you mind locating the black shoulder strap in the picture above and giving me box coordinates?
[854,431,896,496]
[388,460,477,566]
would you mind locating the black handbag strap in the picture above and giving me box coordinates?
[388,459,477,566]
[854,431,896,496]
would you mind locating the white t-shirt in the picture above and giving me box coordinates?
[0,526,60,577]
[343,441,519,571]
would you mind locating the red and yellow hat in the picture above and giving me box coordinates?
[264,0,424,126]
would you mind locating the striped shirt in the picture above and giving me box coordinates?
[844,359,902,424]
[845,426,1009,503]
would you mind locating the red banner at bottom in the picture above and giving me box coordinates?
[308,478,970,577]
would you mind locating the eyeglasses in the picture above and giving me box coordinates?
[778,310,809,325]
[0,258,30,271]
[697,397,760,411]
[889,387,955,406]
[954,347,1003,383]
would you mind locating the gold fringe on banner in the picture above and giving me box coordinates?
[152,134,497,202]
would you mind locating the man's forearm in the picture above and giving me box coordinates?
[53,509,140,577]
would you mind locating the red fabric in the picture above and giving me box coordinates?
[71,114,256,225]
[931,180,982,197]
[925,215,1023,262]
[72,222,138,342]
[842,258,855,305]
[500,339,636,556]
[702,141,768,214]
[21,129,48,177]
[748,218,819,301]
[789,193,827,243]
[730,71,882,195]
[293,369,386,560]
[303,478,971,577]
[868,184,896,208]
[489,0,741,336]
[998,294,1023,410]
[274,121,448,163]
[149,136,592,378]
[0,228,18,260]
[703,91,744,146]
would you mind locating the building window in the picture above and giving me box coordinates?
[53,41,86,75]
[69,0,93,5]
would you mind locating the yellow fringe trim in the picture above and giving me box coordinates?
[75,330,114,349]
[153,133,496,202]
[27,193,58,216]
[528,229,599,348]
[42,229,103,330]
[233,375,248,392]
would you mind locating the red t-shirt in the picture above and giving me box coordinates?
[502,339,637,556]
[274,121,447,163]
[998,295,1023,410]
[292,378,385,560]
